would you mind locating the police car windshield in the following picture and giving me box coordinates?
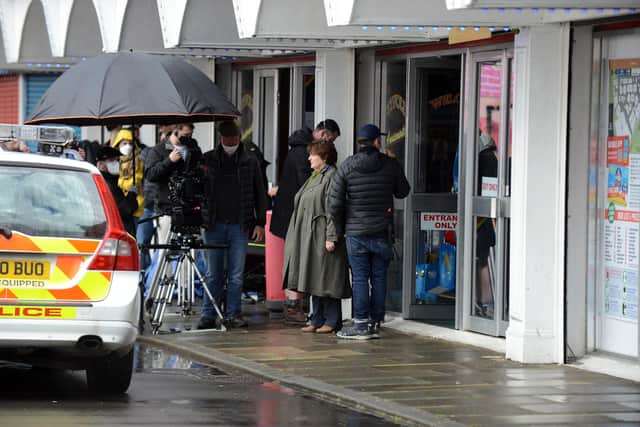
[0,165,106,239]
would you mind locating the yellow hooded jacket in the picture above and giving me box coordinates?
[113,129,144,217]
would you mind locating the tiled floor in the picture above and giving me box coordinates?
[143,306,640,426]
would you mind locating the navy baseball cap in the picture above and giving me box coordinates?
[357,124,387,141]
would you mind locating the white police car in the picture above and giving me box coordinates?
[0,126,140,394]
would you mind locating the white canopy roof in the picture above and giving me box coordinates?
[0,0,637,70]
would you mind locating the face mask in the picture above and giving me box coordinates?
[119,144,133,156]
[106,160,120,175]
[222,144,239,155]
[177,145,189,161]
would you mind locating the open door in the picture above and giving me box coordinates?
[402,56,462,323]
[461,50,513,336]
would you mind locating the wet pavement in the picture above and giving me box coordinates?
[0,344,399,427]
[140,304,640,426]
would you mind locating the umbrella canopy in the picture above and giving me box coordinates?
[25,52,239,126]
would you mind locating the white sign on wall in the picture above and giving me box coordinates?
[420,213,458,231]
[481,176,498,197]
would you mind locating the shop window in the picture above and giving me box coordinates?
[239,70,254,145]
[383,62,407,169]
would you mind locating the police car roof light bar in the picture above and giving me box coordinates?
[0,124,74,144]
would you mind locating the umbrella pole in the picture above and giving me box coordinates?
[132,123,136,186]
[100,125,104,145]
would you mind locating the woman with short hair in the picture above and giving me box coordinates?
[282,140,350,333]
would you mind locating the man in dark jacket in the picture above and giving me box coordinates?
[198,121,267,329]
[144,124,202,216]
[329,124,410,340]
[268,119,341,238]
[96,146,139,236]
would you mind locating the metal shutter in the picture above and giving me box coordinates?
[0,75,19,124]
[24,74,81,140]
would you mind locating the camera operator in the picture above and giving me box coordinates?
[144,123,202,218]
[197,121,267,330]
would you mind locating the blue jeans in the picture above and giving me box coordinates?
[136,208,156,272]
[310,295,342,329]
[202,223,248,319]
[346,236,393,324]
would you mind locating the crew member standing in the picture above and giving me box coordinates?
[198,121,267,329]
[330,124,410,340]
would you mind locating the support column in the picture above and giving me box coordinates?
[314,48,355,163]
[506,24,570,363]
[188,58,216,152]
[315,48,355,320]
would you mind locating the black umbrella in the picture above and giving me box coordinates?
[25,52,239,126]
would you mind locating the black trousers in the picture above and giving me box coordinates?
[310,296,342,328]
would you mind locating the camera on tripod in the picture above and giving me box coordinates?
[167,168,207,235]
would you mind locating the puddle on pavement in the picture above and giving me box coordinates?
[134,344,226,376]
[135,344,303,396]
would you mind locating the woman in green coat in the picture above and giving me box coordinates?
[282,140,351,333]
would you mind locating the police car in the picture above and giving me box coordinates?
[0,126,140,394]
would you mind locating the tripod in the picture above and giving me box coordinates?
[143,230,227,334]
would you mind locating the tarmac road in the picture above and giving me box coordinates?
[0,344,402,427]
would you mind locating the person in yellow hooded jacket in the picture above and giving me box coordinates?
[112,129,144,225]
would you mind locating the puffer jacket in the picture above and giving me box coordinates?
[203,143,267,233]
[329,146,410,237]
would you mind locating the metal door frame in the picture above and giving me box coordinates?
[402,55,464,321]
[460,49,512,336]
[254,69,279,184]
[290,65,315,133]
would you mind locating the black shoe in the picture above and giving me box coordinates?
[197,316,218,330]
[224,316,248,328]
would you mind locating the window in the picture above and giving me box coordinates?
[0,166,106,238]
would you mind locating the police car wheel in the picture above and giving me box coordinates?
[86,348,134,394]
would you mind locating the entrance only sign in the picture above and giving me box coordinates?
[420,213,458,231]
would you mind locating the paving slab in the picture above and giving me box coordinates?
[139,307,640,426]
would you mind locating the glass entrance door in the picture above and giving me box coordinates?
[255,70,279,186]
[462,51,513,336]
[403,56,462,321]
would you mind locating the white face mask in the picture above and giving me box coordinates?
[119,144,133,156]
[222,144,239,155]
[106,160,120,175]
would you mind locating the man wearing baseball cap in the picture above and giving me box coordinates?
[329,123,410,340]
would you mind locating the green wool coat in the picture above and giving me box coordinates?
[282,166,351,299]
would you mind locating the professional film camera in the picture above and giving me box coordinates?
[164,136,208,234]
[167,168,207,234]
[144,138,227,334]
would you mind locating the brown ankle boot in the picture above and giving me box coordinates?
[284,299,307,324]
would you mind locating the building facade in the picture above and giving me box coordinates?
[1,0,640,371]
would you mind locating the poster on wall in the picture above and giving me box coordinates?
[603,59,640,322]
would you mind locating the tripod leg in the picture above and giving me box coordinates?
[177,253,191,316]
[150,277,172,333]
[188,249,197,314]
[150,256,181,334]
[145,246,170,313]
[176,254,184,308]
[186,253,225,326]
[147,231,177,304]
